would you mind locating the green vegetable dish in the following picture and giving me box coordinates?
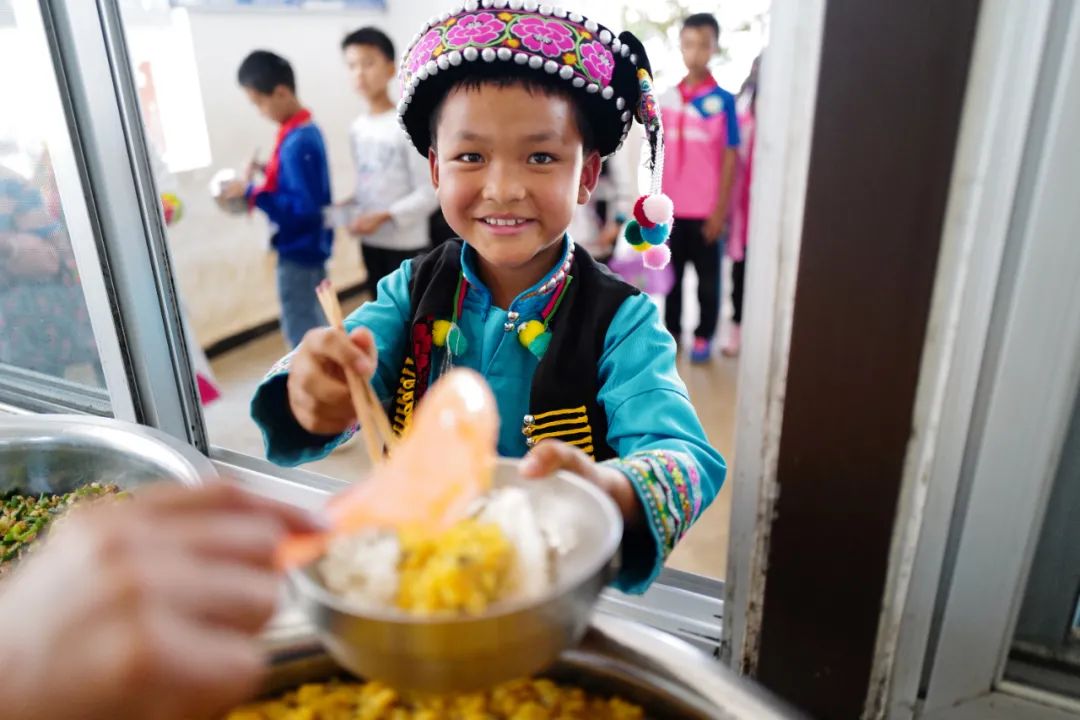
[0,483,123,577]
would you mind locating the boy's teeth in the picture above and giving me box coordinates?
[485,218,525,226]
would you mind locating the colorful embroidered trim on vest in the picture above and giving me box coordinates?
[393,317,436,435]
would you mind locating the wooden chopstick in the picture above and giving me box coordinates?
[314,281,395,462]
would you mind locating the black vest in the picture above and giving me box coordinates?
[390,240,639,461]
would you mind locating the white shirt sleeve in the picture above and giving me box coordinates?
[387,144,438,228]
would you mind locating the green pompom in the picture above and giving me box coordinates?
[527,331,552,359]
[624,219,645,247]
[446,324,468,356]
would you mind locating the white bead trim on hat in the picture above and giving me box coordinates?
[399,8,643,160]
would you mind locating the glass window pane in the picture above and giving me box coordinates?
[1006,387,1080,698]
[0,2,110,413]
[114,0,768,587]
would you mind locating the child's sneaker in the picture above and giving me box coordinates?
[722,324,741,358]
[690,337,712,364]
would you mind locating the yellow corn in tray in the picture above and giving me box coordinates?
[225,678,645,720]
[396,519,514,616]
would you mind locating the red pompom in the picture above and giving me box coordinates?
[633,195,657,229]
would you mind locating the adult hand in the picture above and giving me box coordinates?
[521,440,644,529]
[0,482,325,720]
[286,326,378,435]
[348,211,391,237]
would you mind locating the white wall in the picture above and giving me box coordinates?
[158,4,643,347]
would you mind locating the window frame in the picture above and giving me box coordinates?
[876,0,1080,716]
[29,0,206,448]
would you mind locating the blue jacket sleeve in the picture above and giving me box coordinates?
[250,133,327,235]
[596,293,727,593]
[250,261,414,467]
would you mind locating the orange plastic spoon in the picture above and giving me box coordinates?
[277,368,499,569]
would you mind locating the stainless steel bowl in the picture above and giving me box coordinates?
[259,612,806,719]
[288,459,623,693]
[0,415,215,494]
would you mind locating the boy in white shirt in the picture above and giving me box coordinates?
[341,27,439,291]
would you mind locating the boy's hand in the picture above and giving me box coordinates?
[702,211,727,245]
[220,180,248,202]
[286,326,378,435]
[521,440,644,529]
[349,211,391,236]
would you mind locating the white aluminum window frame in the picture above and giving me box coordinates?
[871,0,1080,717]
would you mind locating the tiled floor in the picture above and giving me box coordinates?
[204,290,737,581]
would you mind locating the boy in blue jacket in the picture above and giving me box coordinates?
[223,50,333,349]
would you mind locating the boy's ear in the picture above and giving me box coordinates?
[428,148,440,191]
[577,150,602,205]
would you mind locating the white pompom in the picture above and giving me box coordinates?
[642,193,674,225]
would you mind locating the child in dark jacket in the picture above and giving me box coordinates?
[222,50,333,349]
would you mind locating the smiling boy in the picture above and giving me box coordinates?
[251,7,725,593]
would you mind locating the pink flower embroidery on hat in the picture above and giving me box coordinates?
[407,29,443,74]
[580,40,615,86]
[445,12,507,47]
[511,16,575,58]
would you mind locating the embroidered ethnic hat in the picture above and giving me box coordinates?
[397,0,675,269]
